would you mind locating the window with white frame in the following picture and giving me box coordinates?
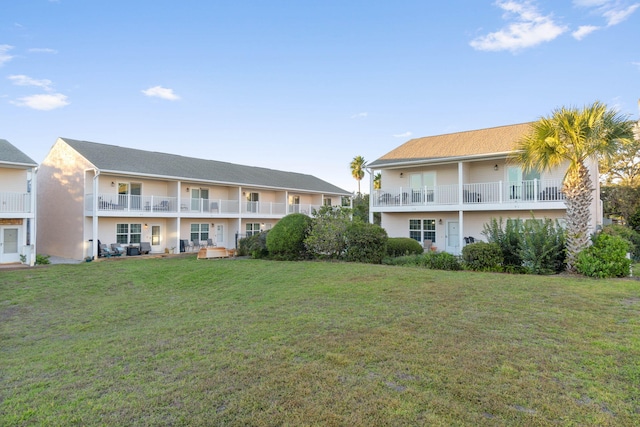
[409,219,436,243]
[324,198,332,206]
[246,223,261,237]
[190,223,209,242]
[116,223,142,244]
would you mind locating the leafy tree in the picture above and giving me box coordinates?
[600,121,640,185]
[350,155,367,195]
[512,101,635,271]
[351,193,368,223]
[600,185,640,224]
[305,205,351,259]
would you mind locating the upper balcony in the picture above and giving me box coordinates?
[0,192,32,214]
[372,179,565,210]
[85,193,324,217]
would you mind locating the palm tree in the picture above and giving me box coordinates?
[350,155,367,194]
[373,172,381,190]
[513,101,635,272]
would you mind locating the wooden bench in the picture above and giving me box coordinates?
[197,247,229,259]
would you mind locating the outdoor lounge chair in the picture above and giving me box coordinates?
[98,240,116,257]
[110,243,126,256]
[139,242,152,254]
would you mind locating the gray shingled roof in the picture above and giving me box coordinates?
[0,139,37,166]
[369,123,533,167]
[62,138,350,195]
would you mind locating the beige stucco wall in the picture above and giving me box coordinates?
[0,168,29,192]
[37,139,93,260]
[381,209,569,253]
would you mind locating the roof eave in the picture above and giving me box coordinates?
[369,151,518,169]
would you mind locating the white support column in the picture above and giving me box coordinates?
[458,162,464,206]
[92,170,100,260]
[459,210,464,256]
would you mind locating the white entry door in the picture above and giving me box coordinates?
[0,227,20,263]
[150,225,162,252]
[446,221,460,255]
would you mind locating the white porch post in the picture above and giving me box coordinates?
[92,170,100,260]
[30,166,38,266]
[459,210,464,256]
[368,168,374,224]
[458,162,464,206]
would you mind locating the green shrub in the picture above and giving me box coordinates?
[576,233,631,278]
[482,217,523,269]
[520,219,566,274]
[266,213,313,260]
[344,222,388,264]
[386,237,424,257]
[305,206,350,259]
[238,231,269,259]
[35,254,51,265]
[422,251,462,271]
[462,241,503,272]
[601,224,640,261]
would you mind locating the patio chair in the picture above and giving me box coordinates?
[154,200,170,211]
[139,242,152,254]
[207,238,215,247]
[98,240,115,257]
[110,243,125,256]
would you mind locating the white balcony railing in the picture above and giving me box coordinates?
[0,192,32,213]
[86,194,323,217]
[373,179,565,208]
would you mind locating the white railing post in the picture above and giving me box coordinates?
[499,181,503,203]
[534,179,538,202]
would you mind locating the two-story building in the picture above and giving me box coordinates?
[0,139,38,265]
[368,123,601,255]
[37,138,351,261]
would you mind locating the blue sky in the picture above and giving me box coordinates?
[1,0,639,193]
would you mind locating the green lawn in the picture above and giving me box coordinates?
[1,256,639,426]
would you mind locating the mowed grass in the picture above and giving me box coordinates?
[1,256,640,426]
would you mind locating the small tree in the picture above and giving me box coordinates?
[305,206,351,259]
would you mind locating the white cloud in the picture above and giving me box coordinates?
[0,44,14,66]
[603,3,640,25]
[28,48,58,54]
[470,1,568,52]
[572,24,601,39]
[573,0,640,27]
[393,131,412,138]
[11,93,69,110]
[8,74,54,91]
[350,112,368,119]
[142,85,180,101]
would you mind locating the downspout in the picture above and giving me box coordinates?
[366,167,373,224]
[176,182,182,254]
[458,162,464,254]
[92,169,100,260]
[237,186,243,248]
[30,166,38,266]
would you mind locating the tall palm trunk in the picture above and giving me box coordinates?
[562,162,593,272]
